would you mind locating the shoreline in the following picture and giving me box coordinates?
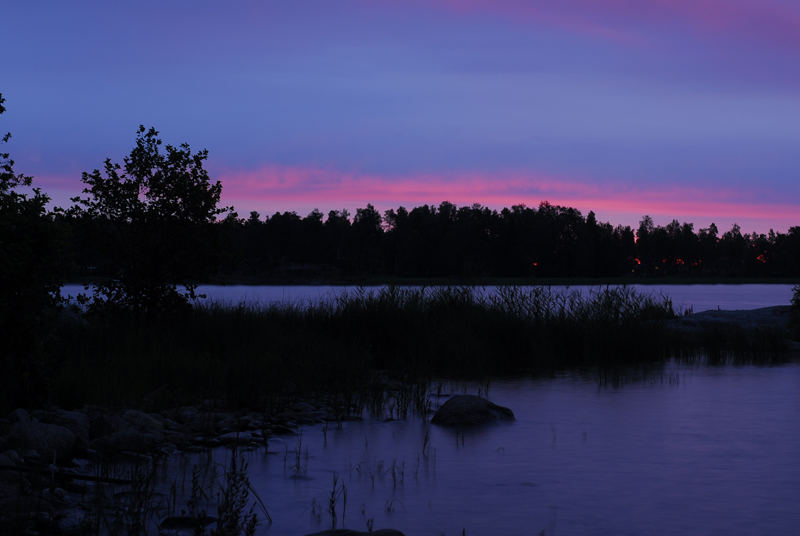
[3,286,797,533]
[3,340,800,534]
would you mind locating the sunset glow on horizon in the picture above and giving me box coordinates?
[4,0,799,234]
[209,165,798,233]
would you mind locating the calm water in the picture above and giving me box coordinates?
[62,283,798,533]
[189,363,800,536]
[62,283,794,312]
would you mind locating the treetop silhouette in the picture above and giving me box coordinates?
[73,125,229,313]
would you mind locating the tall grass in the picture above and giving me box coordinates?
[38,285,684,410]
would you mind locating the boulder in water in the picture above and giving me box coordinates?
[431,394,514,426]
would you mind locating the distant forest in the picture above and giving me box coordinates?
[60,201,800,281]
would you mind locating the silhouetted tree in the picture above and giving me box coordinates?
[0,93,65,322]
[0,93,66,408]
[73,125,228,313]
[352,203,383,273]
[62,193,799,282]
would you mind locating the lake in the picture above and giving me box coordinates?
[61,283,795,313]
[60,283,798,534]
[167,363,800,535]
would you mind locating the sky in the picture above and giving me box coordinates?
[3,0,799,233]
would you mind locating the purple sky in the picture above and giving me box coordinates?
[3,0,799,233]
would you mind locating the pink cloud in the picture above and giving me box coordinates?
[432,0,644,46]
[31,165,797,233]
[422,0,800,52]
[216,164,798,232]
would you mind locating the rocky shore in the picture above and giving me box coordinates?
[667,305,800,352]
[0,399,359,534]
[2,306,796,534]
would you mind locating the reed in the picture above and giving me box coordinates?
[12,285,788,412]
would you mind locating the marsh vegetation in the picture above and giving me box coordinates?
[6,284,787,414]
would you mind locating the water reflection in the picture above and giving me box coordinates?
[153,363,800,535]
[61,283,795,313]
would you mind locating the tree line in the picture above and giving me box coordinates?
[57,201,800,283]
[2,90,800,323]
[195,202,800,280]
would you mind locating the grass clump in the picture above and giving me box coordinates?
[35,285,679,410]
[11,284,795,412]
[211,453,262,536]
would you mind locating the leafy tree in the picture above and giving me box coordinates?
[74,125,228,313]
[0,93,64,328]
[0,92,65,408]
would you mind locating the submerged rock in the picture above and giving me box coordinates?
[431,394,514,426]
[305,530,405,536]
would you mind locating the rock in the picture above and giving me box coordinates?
[305,530,404,536]
[55,506,85,533]
[91,430,163,455]
[173,406,200,424]
[169,406,214,433]
[87,409,117,439]
[122,409,164,433]
[0,450,21,467]
[269,423,296,435]
[160,515,217,531]
[431,395,514,426]
[8,409,80,462]
[216,431,259,446]
[83,409,167,455]
[667,305,798,351]
[37,409,90,446]
[9,408,29,424]
[668,305,793,332]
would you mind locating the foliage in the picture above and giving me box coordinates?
[0,92,66,409]
[791,284,800,340]
[0,93,64,323]
[61,200,800,282]
[73,125,229,313]
[212,453,261,536]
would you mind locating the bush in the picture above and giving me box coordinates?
[73,126,229,314]
[0,92,66,410]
